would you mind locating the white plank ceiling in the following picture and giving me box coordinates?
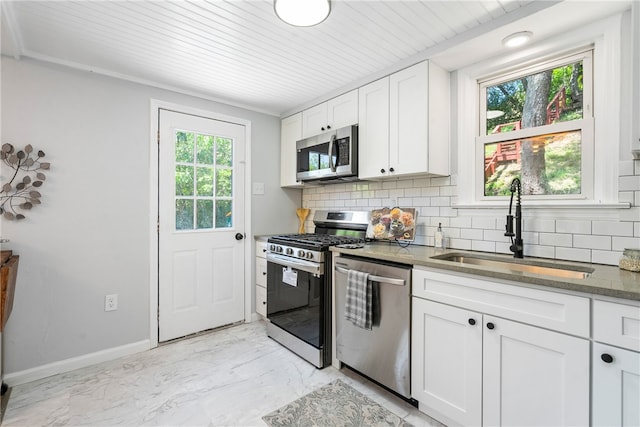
[0,1,625,116]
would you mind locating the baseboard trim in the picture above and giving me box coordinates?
[4,340,151,387]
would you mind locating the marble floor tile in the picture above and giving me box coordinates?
[3,321,445,426]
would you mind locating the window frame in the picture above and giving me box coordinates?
[476,50,594,202]
[454,13,626,210]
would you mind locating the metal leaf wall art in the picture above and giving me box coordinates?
[0,143,50,220]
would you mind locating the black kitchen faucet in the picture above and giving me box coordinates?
[504,178,524,258]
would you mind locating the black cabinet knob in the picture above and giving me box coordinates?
[380,168,386,173]
[321,127,325,131]
[262,272,267,275]
[468,318,476,326]
[486,322,495,330]
[389,167,395,172]
[262,301,266,305]
[601,353,614,363]
[327,125,331,129]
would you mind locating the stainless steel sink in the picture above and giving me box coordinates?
[431,253,594,279]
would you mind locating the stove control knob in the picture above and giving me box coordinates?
[269,244,276,252]
[297,250,305,257]
[306,252,314,260]
[285,248,293,255]
[276,246,283,253]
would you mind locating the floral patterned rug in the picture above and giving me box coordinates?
[262,379,413,427]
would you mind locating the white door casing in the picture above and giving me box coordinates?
[158,108,246,342]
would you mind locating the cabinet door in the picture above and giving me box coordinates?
[411,298,482,426]
[256,284,266,317]
[358,77,390,179]
[280,113,303,187]
[389,61,429,176]
[592,342,640,427]
[256,257,267,287]
[302,102,328,138]
[327,89,358,129]
[483,316,590,427]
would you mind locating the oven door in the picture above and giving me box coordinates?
[266,253,327,349]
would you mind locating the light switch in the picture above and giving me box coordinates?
[253,182,265,195]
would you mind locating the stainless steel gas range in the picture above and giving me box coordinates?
[265,210,369,368]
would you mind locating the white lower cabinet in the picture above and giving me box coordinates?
[592,299,640,427]
[412,298,482,426]
[411,267,590,427]
[255,241,268,317]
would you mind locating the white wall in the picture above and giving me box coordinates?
[0,57,299,376]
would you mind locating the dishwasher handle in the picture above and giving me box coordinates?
[335,265,405,286]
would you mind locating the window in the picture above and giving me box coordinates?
[175,130,234,230]
[477,50,593,199]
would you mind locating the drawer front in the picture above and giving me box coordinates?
[256,284,266,317]
[256,241,268,259]
[256,257,267,286]
[413,267,590,337]
[593,299,640,351]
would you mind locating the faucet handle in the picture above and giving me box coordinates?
[505,215,515,237]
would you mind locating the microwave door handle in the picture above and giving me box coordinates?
[328,134,337,172]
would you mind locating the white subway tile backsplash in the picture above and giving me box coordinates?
[472,240,496,252]
[472,217,497,229]
[556,220,591,234]
[555,247,591,263]
[301,165,639,266]
[592,220,634,236]
[421,187,440,196]
[539,232,573,247]
[612,236,640,251]
[450,216,472,228]
[591,250,623,266]
[461,228,484,240]
[524,244,555,259]
[524,218,556,233]
[573,234,611,250]
[619,175,640,191]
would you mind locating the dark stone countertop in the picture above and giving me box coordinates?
[330,242,640,301]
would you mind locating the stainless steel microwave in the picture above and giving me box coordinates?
[296,125,358,183]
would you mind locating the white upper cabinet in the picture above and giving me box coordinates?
[358,78,390,180]
[280,112,303,187]
[359,60,450,180]
[301,90,358,138]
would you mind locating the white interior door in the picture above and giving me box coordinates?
[158,109,246,342]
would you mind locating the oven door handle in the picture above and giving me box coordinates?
[335,265,405,286]
[267,253,323,275]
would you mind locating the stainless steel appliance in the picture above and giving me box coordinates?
[334,255,414,401]
[266,210,369,368]
[296,125,358,183]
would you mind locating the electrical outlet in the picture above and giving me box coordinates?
[105,294,118,311]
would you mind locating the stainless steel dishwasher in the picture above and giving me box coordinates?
[334,255,413,401]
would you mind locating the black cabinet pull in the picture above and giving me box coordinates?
[262,272,267,275]
[486,322,495,330]
[601,353,614,363]
[321,127,325,131]
[468,318,476,326]
[380,168,386,173]
[327,125,331,129]
[389,167,395,172]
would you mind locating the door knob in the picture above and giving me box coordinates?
[235,233,244,240]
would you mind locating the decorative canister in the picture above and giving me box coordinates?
[619,248,640,272]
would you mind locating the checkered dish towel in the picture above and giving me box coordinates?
[345,269,372,330]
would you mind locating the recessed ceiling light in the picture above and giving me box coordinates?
[274,0,331,27]
[502,31,533,48]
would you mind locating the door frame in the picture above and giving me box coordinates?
[148,99,252,349]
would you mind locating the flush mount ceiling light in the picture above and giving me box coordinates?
[274,0,331,27]
[502,31,533,48]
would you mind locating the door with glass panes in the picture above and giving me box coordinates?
[158,109,245,342]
